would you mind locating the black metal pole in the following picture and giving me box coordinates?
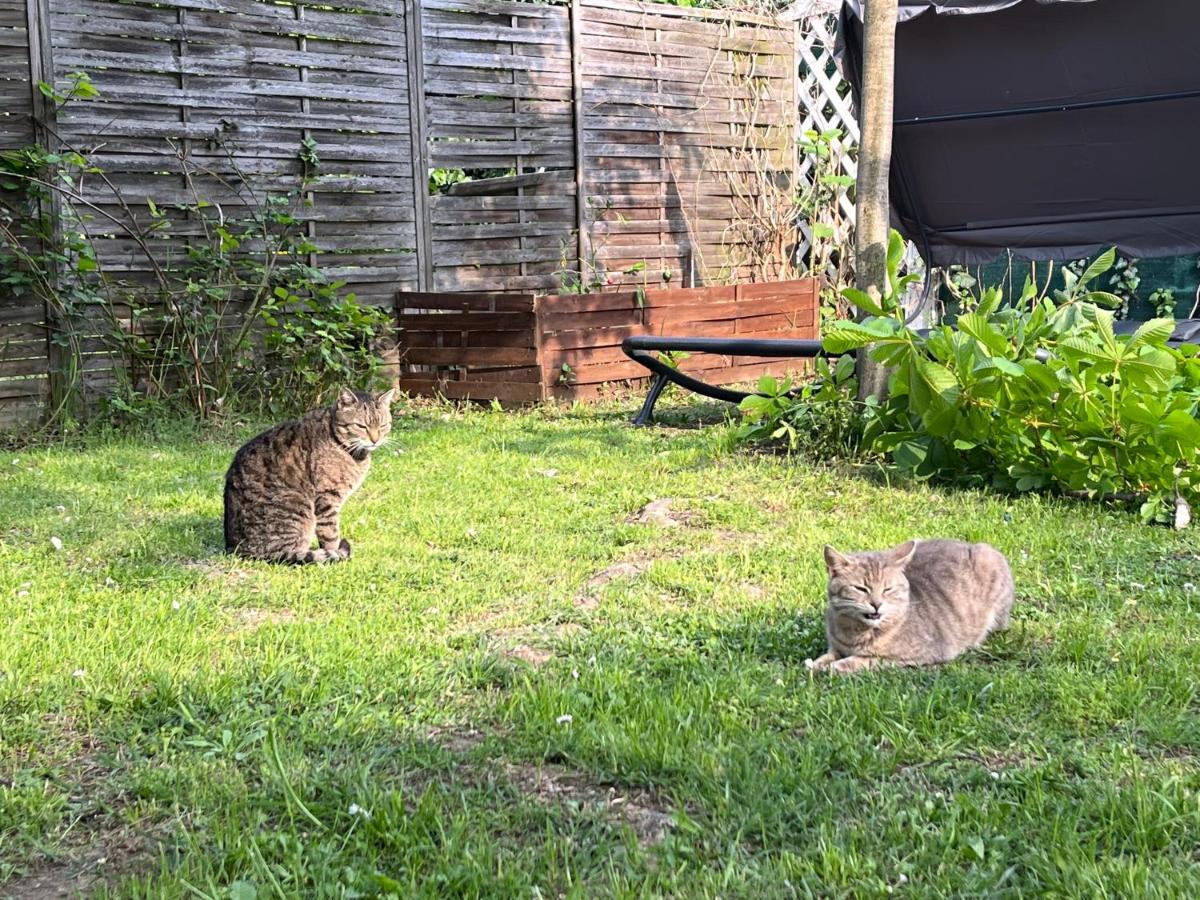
[894,88,1200,127]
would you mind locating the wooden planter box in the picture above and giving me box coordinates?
[395,278,820,404]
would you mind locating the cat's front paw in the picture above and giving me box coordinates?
[805,653,835,671]
[830,656,875,675]
[338,538,352,559]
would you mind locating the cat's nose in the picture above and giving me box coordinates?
[367,430,380,444]
[870,600,881,612]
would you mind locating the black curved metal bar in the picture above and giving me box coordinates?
[624,322,1199,425]
[622,335,827,425]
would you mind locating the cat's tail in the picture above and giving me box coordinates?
[279,547,346,565]
[223,482,237,552]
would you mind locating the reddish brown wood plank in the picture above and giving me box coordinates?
[399,291,538,312]
[398,311,535,330]
[399,376,543,404]
[401,346,537,367]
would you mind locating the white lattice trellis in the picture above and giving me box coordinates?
[791,4,930,320]
[793,8,857,277]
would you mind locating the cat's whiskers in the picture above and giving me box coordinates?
[833,600,875,616]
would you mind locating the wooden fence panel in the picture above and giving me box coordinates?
[577,0,797,293]
[0,0,32,149]
[49,0,419,303]
[0,0,859,424]
[423,0,576,294]
[0,0,50,427]
[33,0,421,400]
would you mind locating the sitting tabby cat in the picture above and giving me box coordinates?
[806,539,1013,675]
[224,388,396,564]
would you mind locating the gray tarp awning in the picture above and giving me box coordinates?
[839,0,1200,266]
[844,0,1094,21]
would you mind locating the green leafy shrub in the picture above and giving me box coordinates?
[0,73,392,426]
[734,355,862,458]
[1150,287,1177,318]
[259,281,392,415]
[796,127,856,327]
[729,230,909,460]
[824,244,1200,523]
[429,167,468,193]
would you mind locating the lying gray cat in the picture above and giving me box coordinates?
[806,539,1014,675]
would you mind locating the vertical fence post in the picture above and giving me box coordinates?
[532,294,547,402]
[791,19,802,282]
[569,0,589,287]
[405,0,433,291]
[294,4,318,271]
[24,0,66,421]
[26,0,55,143]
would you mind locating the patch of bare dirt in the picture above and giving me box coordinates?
[501,645,554,668]
[573,523,758,613]
[2,725,163,899]
[3,824,160,900]
[1135,744,1197,763]
[970,751,1039,770]
[229,607,297,633]
[183,559,253,585]
[571,595,599,613]
[503,763,675,848]
[896,750,1039,780]
[490,623,585,643]
[628,499,695,528]
[2,716,98,785]
[740,582,767,600]
[426,726,488,753]
[489,622,586,666]
[589,559,654,588]
[574,557,657,611]
[708,529,753,550]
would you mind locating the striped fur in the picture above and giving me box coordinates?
[223,388,395,564]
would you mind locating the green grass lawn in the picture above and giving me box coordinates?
[1,400,1198,898]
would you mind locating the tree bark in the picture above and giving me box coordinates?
[854,0,899,402]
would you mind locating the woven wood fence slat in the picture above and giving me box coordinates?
[0,0,859,425]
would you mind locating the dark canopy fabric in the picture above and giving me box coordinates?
[844,0,1094,22]
[839,0,1200,266]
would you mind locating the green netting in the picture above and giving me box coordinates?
[965,252,1200,321]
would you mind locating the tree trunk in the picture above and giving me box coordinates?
[854,0,899,402]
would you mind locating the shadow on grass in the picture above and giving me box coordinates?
[152,513,223,555]
[638,398,735,430]
[403,406,728,463]
[95,512,225,569]
[680,609,1039,675]
[0,483,89,517]
[689,612,827,664]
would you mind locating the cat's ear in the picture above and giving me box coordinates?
[887,540,917,568]
[338,388,358,406]
[823,545,850,573]
[377,387,397,408]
